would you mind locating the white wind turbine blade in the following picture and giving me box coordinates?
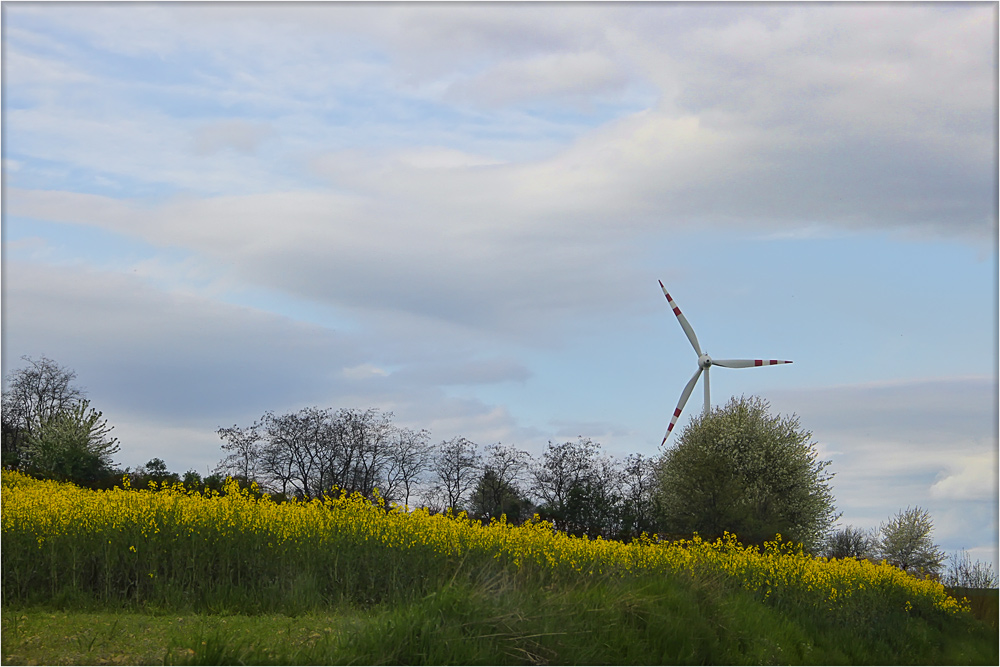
[662,367,702,446]
[711,359,793,368]
[659,281,702,355]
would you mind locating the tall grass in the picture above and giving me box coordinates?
[1,470,966,618]
[3,469,994,665]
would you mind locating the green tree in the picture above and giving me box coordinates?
[2,355,85,468]
[655,395,837,552]
[133,458,181,487]
[532,438,626,538]
[182,469,203,489]
[470,468,532,523]
[619,453,659,539]
[877,506,946,577]
[20,399,120,485]
[469,443,531,522]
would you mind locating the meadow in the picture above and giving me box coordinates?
[2,470,996,665]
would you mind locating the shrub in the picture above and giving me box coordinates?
[655,395,837,552]
[877,507,946,577]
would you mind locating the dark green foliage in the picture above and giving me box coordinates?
[946,588,998,631]
[530,442,660,540]
[618,453,659,539]
[532,438,625,538]
[825,525,878,561]
[469,443,532,522]
[655,395,837,552]
[470,468,532,523]
[136,458,180,485]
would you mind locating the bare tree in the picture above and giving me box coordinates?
[531,438,601,515]
[572,452,624,538]
[432,437,481,512]
[216,421,263,483]
[260,407,333,499]
[384,427,432,508]
[216,407,416,502]
[334,408,396,499]
[943,549,999,589]
[3,355,86,467]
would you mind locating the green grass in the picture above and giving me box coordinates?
[948,588,999,631]
[4,572,997,665]
[3,472,997,664]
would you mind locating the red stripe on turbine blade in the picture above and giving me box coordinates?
[755,360,763,367]
[673,307,682,316]
[673,408,682,417]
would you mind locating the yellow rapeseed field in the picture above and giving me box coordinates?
[1,469,966,620]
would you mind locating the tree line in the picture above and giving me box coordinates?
[3,355,994,586]
[213,406,659,541]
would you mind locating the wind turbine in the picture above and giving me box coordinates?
[659,280,792,445]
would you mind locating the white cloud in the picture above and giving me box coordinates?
[395,359,531,386]
[4,181,644,343]
[390,147,506,170]
[5,3,994,245]
[447,51,629,107]
[931,454,999,502]
[768,377,997,566]
[110,417,226,475]
[1,45,97,87]
[1,260,357,421]
[193,120,274,156]
[0,257,559,464]
[341,363,389,381]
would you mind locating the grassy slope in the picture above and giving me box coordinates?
[3,575,997,665]
[3,473,996,664]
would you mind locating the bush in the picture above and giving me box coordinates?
[655,396,837,552]
[877,507,946,577]
[824,525,877,561]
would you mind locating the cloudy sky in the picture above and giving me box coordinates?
[2,2,996,566]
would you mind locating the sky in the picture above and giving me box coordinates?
[1,2,997,568]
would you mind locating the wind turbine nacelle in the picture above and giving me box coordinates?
[698,354,713,369]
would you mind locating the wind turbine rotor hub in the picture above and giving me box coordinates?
[698,354,713,369]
